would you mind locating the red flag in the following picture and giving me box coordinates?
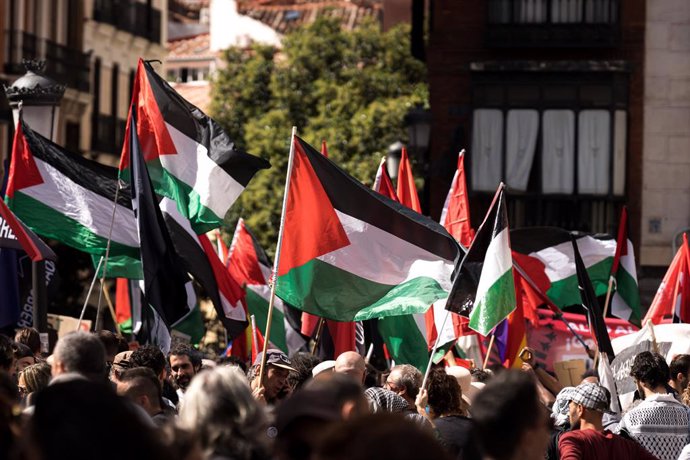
[115,278,132,326]
[396,147,422,214]
[440,151,475,248]
[215,229,229,264]
[644,234,690,324]
[321,140,329,157]
[251,315,265,363]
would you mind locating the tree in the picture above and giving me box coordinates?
[211,17,428,254]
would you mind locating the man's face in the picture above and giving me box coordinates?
[15,356,36,376]
[384,370,404,395]
[568,401,583,429]
[170,354,197,390]
[264,365,290,401]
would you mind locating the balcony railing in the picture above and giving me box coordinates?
[486,0,620,47]
[4,31,90,92]
[93,0,162,44]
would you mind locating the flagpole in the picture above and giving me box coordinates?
[483,333,496,369]
[102,284,120,335]
[421,308,451,390]
[77,256,104,331]
[258,126,297,387]
[601,275,616,319]
[310,317,326,355]
[95,182,122,331]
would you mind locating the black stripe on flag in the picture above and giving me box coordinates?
[296,137,460,263]
[142,61,270,186]
[445,186,508,316]
[21,121,132,209]
[511,227,614,255]
[130,112,194,327]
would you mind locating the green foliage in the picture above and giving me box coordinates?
[211,17,428,255]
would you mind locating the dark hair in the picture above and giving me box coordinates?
[168,343,201,369]
[0,335,14,372]
[670,354,690,381]
[15,328,41,355]
[471,370,542,460]
[315,413,451,460]
[118,367,162,409]
[630,351,670,388]
[95,331,120,359]
[12,342,34,360]
[470,368,492,383]
[20,362,51,394]
[581,369,599,380]
[29,379,172,460]
[131,345,167,377]
[217,355,248,374]
[305,373,365,408]
[288,352,321,390]
[427,370,462,417]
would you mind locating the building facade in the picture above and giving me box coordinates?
[1,0,167,172]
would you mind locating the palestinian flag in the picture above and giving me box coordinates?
[119,59,270,234]
[0,198,55,261]
[227,218,307,354]
[610,207,641,325]
[446,185,516,336]
[6,120,140,278]
[644,234,690,324]
[511,227,616,308]
[276,136,460,322]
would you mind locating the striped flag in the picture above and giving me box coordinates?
[275,136,460,322]
[610,207,641,325]
[119,59,270,234]
[446,185,516,336]
[6,120,140,278]
[644,234,690,324]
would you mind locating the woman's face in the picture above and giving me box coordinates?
[16,356,36,374]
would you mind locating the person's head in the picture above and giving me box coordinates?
[178,366,269,459]
[95,330,120,365]
[580,369,599,385]
[630,351,670,394]
[0,335,15,373]
[670,354,690,392]
[287,352,322,390]
[551,386,576,428]
[427,370,464,418]
[18,362,51,399]
[131,345,167,382]
[15,328,41,356]
[334,351,366,385]
[116,367,163,417]
[13,342,37,376]
[314,413,452,460]
[51,331,106,381]
[168,343,201,391]
[27,379,171,460]
[471,370,551,460]
[275,375,368,460]
[253,349,296,403]
[385,364,422,405]
[470,367,492,383]
[567,382,612,430]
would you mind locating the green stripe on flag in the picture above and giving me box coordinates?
[246,288,287,352]
[378,315,429,371]
[277,259,448,322]
[470,269,516,336]
[615,267,641,325]
[547,257,613,307]
[92,254,143,279]
[173,304,205,345]
[121,160,223,234]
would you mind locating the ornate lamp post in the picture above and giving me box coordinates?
[386,141,404,180]
[4,59,65,333]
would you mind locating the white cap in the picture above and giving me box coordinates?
[312,360,336,377]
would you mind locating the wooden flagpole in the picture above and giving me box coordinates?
[421,308,451,390]
[258,126,297,388]
[602,275,616,319]
[310,317,326,355]
[483,333,496,369]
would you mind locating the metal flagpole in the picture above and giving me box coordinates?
[77,256,105,331]
[94,182,122,331]
[258,126,298,387]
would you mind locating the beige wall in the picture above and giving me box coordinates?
[641,0,690,265]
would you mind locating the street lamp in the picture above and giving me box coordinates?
[4,59,65,334]
[387,141,404,180]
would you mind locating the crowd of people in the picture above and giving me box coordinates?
[1,328,690,460]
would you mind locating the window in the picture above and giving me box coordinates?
[489,0,618,24]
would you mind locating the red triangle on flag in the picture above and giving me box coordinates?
[6,122,44,197]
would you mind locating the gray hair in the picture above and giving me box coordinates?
[391,364,423,399]
[178,366,269,459]
[53,332,106,379]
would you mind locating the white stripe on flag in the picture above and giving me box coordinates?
[475,227,512,305]
[531,236,615,283]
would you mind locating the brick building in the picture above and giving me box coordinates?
[426,1,689,290]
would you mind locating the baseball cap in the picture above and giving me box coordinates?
[112,351,134,371]
[253,349,297,372]
[569,383,614,414]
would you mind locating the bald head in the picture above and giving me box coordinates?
[335,351,366,384]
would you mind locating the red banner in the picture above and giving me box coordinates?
[528,310,638,371]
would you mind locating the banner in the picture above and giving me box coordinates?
[527,309,637,371]
[611,323,690,411]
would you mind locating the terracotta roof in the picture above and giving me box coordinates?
[236,1,382,34]
[167,33,216,61]
[170,81,211,113]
